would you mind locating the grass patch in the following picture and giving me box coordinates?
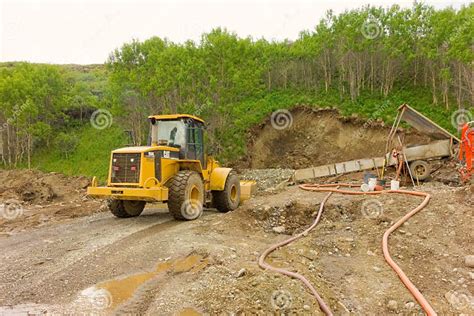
[29,125,127,181]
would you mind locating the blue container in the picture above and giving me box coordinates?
[363,172,376,184]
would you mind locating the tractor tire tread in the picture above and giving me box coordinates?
[108,200,132,218]
[167,170,196,220]
[212,171,240,213]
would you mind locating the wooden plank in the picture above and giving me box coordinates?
[293,156,387,182]
[293,168,317,181]
[311,165,335,178]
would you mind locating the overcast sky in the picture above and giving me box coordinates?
[0,0,469,64]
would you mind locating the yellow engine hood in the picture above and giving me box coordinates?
[112,146,179,154]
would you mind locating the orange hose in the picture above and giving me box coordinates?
[299,183,437,316]
[258,191,334,315]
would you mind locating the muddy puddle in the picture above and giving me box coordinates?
[177,307,202,315]
[75,254,208,312]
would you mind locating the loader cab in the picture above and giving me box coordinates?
[149,114,206,168]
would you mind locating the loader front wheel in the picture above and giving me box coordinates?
[108,200,145,218]
[167,171,204,220]
[212,172,240,213]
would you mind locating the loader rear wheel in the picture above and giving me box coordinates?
[212,172,240,213]
[108,200,145,218]
[167,170,204,220]
[409,160,431,181]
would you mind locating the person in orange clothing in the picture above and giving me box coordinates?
[459,122,474,182]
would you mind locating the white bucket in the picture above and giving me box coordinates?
[368,178,377,191]
[361,183,371,192]
[390,180,400,190]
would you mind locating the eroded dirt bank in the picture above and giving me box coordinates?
[245,107,431,169]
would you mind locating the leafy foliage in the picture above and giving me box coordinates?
[106,3,472,161]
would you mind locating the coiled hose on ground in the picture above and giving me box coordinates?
[258,190,335,315]
[258,183,437,316]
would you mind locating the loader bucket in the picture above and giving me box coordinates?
[240,180,257,201]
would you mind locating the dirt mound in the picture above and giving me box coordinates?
[0,169,90,204]
[246,107,431,169]
[247,194,388,236]
[250,200,316,234]
[16,182,56,203]
[0,169,104,234]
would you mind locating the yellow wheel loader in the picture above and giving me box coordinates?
[87,114,255,220]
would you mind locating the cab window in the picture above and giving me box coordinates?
[155,120,186,148]
[186,120,205,167]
